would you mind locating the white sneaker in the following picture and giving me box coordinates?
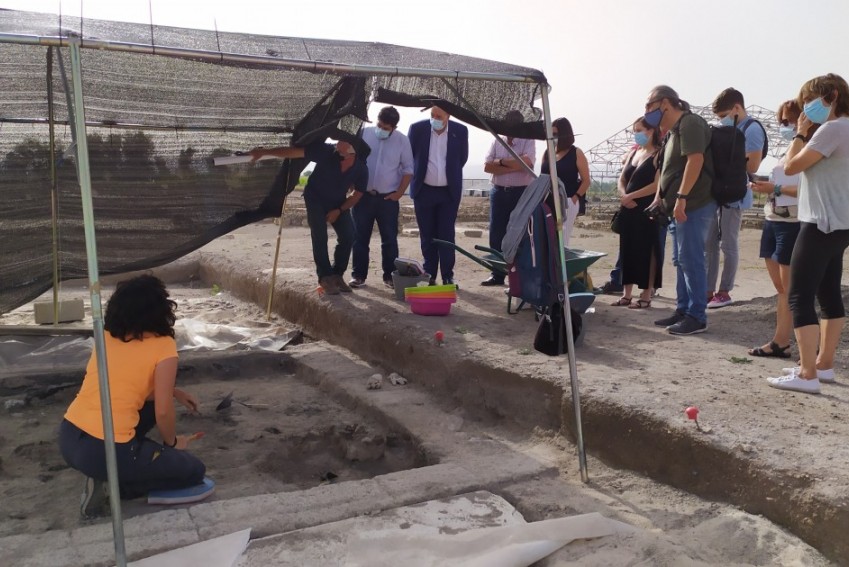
[767,374,821,394]
[781,366,836,383]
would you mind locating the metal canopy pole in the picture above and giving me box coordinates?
[541,84,588,483]
[68,39,128,566]
[47,47,60,324]
[265,197,288,320]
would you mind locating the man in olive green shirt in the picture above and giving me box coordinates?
[646,85,717,335]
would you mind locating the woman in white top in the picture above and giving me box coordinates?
[768,74,849,394]
[748,100,802,359]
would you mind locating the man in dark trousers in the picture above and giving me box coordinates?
[350,106,414,289]
[250,139,367,295]
[408,106,469,285]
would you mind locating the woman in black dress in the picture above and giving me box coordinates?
[611,117,662,308]
[540,117,591,247]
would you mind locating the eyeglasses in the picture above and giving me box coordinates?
[645,98,662,111]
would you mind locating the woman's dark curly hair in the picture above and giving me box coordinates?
[104,275,177,341]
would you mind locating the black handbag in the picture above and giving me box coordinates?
[534,301,582,356]
[610,210,622,234]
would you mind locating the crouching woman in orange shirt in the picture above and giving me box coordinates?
[59,275,209,518]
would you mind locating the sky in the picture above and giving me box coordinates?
[3,0,849,178]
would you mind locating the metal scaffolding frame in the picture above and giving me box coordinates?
[585,105,786,213]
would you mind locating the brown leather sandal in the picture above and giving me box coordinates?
[628,299,652,309]
[611,297,632,306]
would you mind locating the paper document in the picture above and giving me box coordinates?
[213,153,277,166]
[772,165,798,207]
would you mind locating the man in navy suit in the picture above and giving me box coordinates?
[408,106,469,285]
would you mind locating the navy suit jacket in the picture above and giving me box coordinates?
[407,119,469,203]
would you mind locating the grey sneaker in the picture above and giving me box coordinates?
[667,316,707,336]
[348,277,366,289]
[334,275,353,293]
[319,276,340,295]
[654,311,685,327]
[80,477,108,519]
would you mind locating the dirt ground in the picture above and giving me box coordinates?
[0,195,845,564]
[0,289,422,537]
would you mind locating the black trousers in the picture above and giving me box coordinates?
[788,222,849,328]
[58,402,205,499]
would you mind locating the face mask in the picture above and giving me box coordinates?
[804,97,831,124]
[634,131,650,147]
[375,128,391,140]
[430,118,445,131]
[643,108,663,129]
[779,125,796,141]
[719,115,736,127]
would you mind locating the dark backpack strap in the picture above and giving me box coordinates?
[742,118,769,159]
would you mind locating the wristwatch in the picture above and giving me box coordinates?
[675,193,689,200]
[793,134,807,143]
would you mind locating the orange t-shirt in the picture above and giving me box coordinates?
[64,334,178,442]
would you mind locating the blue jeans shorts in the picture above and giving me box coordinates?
[759,221,800,266]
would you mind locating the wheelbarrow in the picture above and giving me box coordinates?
[433,239,606,314]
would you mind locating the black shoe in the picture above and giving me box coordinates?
[480,276,504,287]
[80,477,108,519]
[429,277,437,286]
[383,278,395,289]
[598,281,624,295]
[654,311,686,327]
[667,316,707,335]
[443,278,458,289]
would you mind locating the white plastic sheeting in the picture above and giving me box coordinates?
[238,491,635,566]
[127,529,251,567]
[0,318,298,371]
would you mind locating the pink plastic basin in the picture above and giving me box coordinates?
[407,296,456,316]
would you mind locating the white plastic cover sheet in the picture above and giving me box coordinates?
[0,319,297,371]
[127,529,250,567]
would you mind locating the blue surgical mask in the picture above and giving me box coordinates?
[779,125,796,141]
[804,97,831,124]
[430,118,445,131]
[634,131,650,147]
[375,128,391,140]
[719,115,736,127]
[644,108,663,129]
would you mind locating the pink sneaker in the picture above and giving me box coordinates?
[707,291,733,309]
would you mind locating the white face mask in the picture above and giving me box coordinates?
[376,128,391,140]
[779,125,796,141]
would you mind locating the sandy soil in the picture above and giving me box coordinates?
[0,195,844,564]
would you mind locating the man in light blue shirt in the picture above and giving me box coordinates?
[707,88,767,308]
[350,106,415,289]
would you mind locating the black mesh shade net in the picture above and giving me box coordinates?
[0,9,547,313]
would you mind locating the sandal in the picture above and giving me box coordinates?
[611,297,632,307]
[748,341,792,358]
[628,299,652,309]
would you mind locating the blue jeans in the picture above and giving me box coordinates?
[306,200,355,281]
[489,185,525,282]
[609,254,622,286]
[352,193,400,281]
[669,202,716,323]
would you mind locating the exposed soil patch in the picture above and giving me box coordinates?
[0,365,423,537]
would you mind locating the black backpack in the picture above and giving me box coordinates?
[709,118,768,206]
